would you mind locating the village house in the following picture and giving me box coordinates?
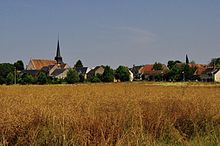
[188,64,208,76]
[87,66,105,80]
[128,70,134,81]
[130,65,144,80]
[75,67,91,80]
[140,64,168,81]
[200,67,220,82]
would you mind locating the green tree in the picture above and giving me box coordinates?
[21,74,35,84]
[0,63,14,84]
[167,60,181,70]
[153,62,162,70]
[74,60,83,68]
[14,60,24,70]
[209,58,220,67]
[79,74,85,82]
[186,54,189,64]
[102,66,114,82]
[6,72,14,85]
[91,75,101,83]
[65,69,80,84]
[182,64,196,81]
[37,72,48,84]
[115,66,130,82]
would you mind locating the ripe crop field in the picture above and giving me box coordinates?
[0,83,220,145]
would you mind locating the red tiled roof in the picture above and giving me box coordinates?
[31,59,57,70]
[140,64,153,74]
[189,64,208,75]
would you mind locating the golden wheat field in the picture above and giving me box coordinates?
[0,82,220,146]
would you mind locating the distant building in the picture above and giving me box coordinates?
[87,66,105,80]
[188,64,208,76]
[26,59,57,70]
[130,65,143,80]
[25,39,69,79]
[140,64,168,81]
[200,67,220,82]
[75,67,91,80]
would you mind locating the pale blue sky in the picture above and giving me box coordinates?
[1,0,220,68]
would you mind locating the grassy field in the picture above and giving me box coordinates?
[0,82,220,145]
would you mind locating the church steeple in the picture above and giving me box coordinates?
[55,39,63,64]
[186,54,189,64]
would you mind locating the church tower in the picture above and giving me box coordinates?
[55,39,63,64]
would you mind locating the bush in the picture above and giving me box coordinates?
[102,66,114,82]
[37,72,48,84]
[115,66,130,82]
[6,72,14,85]
[91,76,101,83]
[65,69,80,84]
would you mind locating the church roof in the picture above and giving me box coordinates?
[30,59,56,70]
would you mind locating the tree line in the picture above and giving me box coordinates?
[0,57,219,85]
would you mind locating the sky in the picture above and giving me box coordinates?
[0,0,220,68]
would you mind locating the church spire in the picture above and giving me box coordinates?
[186,54,189,64]
[55,39,63,64]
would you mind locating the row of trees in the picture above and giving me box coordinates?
[66,65,131,84]
[0,60,24,84]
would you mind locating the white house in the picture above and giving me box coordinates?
[214,69,220,82]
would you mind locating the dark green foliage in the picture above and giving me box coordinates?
[153,62,162,70]
[115,66,130,82]
[50,78,64,84]
[14,60,24,70]
[74,60,83,68]
[37,72,48,84]
[0,76,6,85]
[91,75,101,83]
[102,66,114,82]
[79,74,85,82]
[65,69,80,84]
[6,72,14,85]
[0,63,14,84]
[20,74,35,84]
[0,63,14,78]
[209,58,220,67]
[167,60,181,69]
[166,63,196,81]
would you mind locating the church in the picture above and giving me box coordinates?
[25,40,70,79]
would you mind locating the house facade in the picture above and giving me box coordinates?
[87,66,105,80]
[75,67,91,80]
[200,68,220,82]
[140,64,168,81]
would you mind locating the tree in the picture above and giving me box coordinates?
[65,69,80,84]
[102,66,114,82]
[6,72,14,85]
[186,54,189,64]
[37,72,48,84]
[209,58,220,68]
[21,74,35,84]
[167,60,181,70]
[153,62,162,70]
[91,75,101,83]
[79,74,85,82]
[74,60,83,68]
[115,66,130,82]
[0,63,14,84]
[14,60,24,70]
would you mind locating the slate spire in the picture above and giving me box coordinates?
[55,39,63,64]
[186,54,189,64]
